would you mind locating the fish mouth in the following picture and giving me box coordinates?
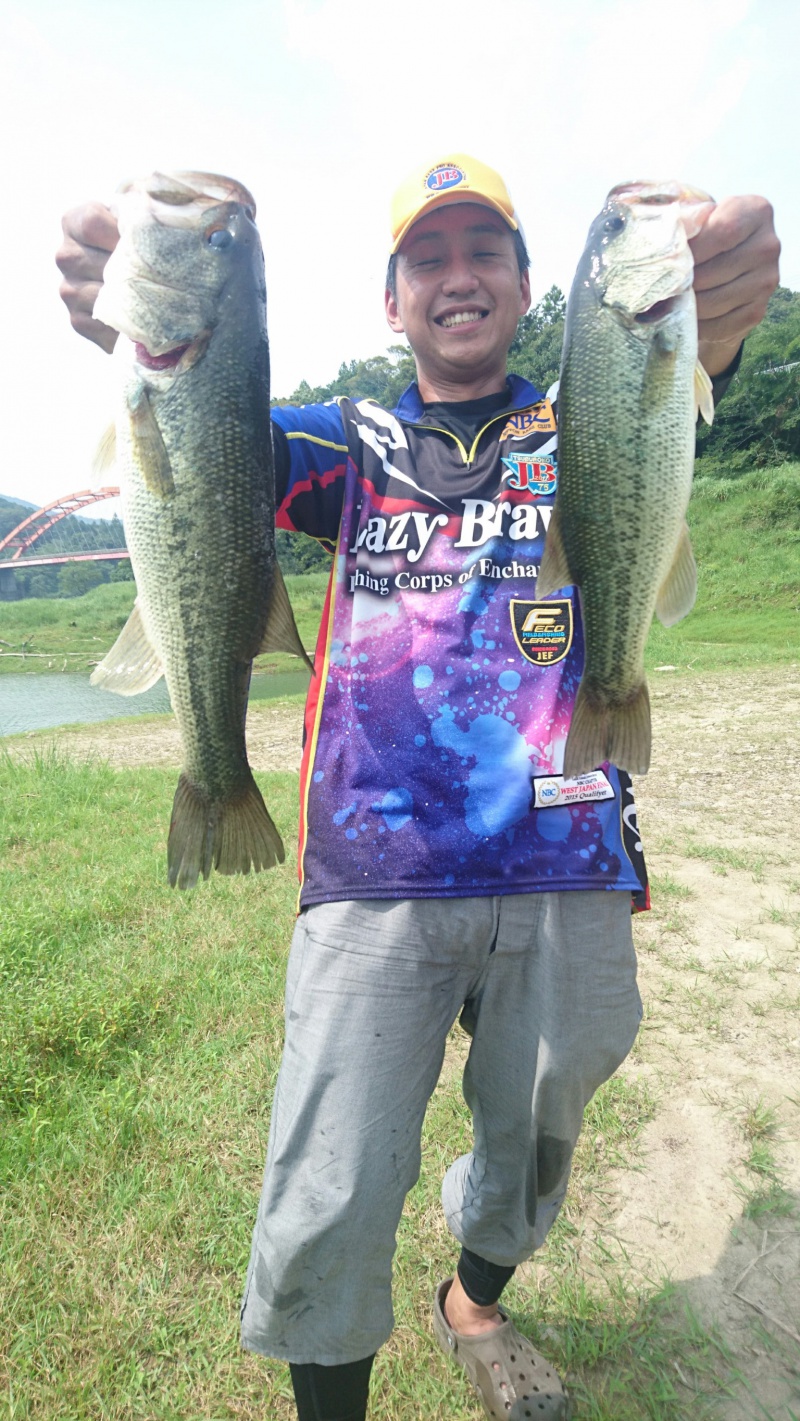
[134,341,191,370]
[133,332,210,373]
[634,295,683,324]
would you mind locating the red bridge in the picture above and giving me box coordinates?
[0,487,128,573]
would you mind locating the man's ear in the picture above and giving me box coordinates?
[385,288,405,334]
[520,269,531,317]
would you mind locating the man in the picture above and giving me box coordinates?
[58,153,779,1421]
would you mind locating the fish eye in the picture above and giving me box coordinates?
[207,227,234,249]
[604,214,626,233]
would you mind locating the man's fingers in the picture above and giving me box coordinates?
[689,195,776,269]
[688,194,779,351]
[69,309,120,355]
[697,300,774,349]
[694,263,775,322]
[55,234,113,285]
[56,201,120,352]
[58,276,119,353]
[60,201,119,256]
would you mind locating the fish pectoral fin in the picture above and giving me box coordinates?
[92,422,117,477]
[89,599,164,694]
[258,562,314,671]
[536,505,573,597]
[655,521,697,627]
[695,359,715,425]
[128,387,176,499]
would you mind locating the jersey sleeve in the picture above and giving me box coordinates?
[271,401,350,552]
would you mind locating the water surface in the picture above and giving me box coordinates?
[1,670,310,737]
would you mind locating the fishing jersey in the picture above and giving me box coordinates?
[273,374,649,911]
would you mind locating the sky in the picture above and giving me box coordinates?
[1,0,797,517]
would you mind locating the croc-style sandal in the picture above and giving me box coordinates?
[433,1278,570,1419]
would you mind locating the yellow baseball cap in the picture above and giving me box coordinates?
[390,153,519,254]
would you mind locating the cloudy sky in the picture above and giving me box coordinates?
[1,0,796,515]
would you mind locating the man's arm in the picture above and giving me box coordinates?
[56,203,120,353]
[691,195,781,377]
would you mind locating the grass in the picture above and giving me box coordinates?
[0,571,330,677]
[0,750,745,1420]
[730,1098,796,1222]
[644,461,799,672]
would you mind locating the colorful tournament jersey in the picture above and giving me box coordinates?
[273,376,648,911]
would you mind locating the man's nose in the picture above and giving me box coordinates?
[442,254,480,294]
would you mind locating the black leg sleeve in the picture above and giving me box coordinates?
[289,1355,375,1421]
[456,1246,516,1307]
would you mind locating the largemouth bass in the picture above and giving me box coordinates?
[537,179,715,778]
[90,171,311,889]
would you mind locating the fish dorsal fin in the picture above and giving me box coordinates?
[259,562,314,671]
[92,423,117,478]
[695,359,714,425]
[536,505,573,597]
[89,599,164,695]
[655,520,697,627]
[128,388,176,499]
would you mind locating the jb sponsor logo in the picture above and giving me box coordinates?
[500,455,557,495]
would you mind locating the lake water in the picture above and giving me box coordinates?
[0,669,311,737]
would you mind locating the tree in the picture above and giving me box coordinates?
[58,562,106,598]
[696,286,800,470]
[508,285,566,392]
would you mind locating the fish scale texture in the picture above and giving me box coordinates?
[558,314,697,693]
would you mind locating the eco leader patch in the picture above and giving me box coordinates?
[499,400,557,440]
[510,598,573,666]
[501,454,557,495]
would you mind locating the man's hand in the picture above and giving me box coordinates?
[690,195,780,377]
[56,203,120,354]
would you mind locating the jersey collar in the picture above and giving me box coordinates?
[393,373,544,423]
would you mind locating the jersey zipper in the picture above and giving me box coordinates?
[406,408,533,467]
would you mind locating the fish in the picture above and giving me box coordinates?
[89,170,312,889]
[537,179,716,778]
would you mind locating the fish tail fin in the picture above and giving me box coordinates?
[564,680,651,778]
[167,772,285,890]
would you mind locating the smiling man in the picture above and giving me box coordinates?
[58,152,779,1421]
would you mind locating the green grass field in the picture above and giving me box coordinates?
[0,571,330,676]
[645,461,799,671]
[1,752,742,1420]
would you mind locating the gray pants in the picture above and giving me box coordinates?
[240,891,641,1366]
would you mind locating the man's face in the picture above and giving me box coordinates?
[385,202,530,397]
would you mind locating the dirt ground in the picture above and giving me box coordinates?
[10,665,800,1417]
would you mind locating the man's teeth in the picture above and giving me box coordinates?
[439,311,485,327]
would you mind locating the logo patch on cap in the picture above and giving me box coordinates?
[425,164,466,194]
[501,455,558,496]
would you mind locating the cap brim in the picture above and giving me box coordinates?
[390,191,519,254]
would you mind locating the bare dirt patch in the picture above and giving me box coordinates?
[611,665,800,1417]
[9,665,800,1415]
